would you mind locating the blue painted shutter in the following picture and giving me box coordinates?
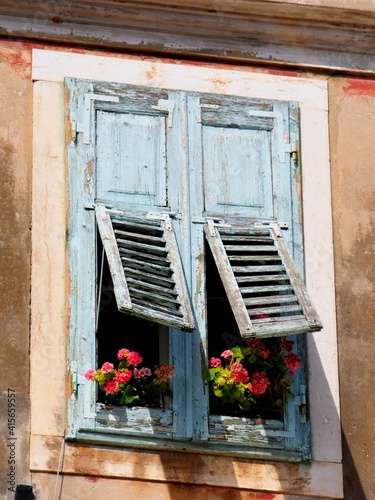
[96,204,195,331]
[191,93,321,339]
[188,92,314,458]
[204,222,322,338]
[78,81,195,331]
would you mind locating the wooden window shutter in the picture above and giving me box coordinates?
[204,220,322,338]
[96,204,196,331]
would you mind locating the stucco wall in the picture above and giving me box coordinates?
[329,77,375,500]
[0,39,374,499]
[0,42,33,498]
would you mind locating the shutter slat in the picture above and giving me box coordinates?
[240,285,293,294]
[117,238,168,256]
[236,274,289,283]
[248,304,303,316]
[124,267,175,287]
[96,205,195,331]
[128,287,181,306]
[131,299,184,318]
[221,235,274,243]
[119,246,171,264]
[126,277,178,297]
[224,245,277,252]
[233,265,285,273]
[229,255,283,261]
[244,295,298,306]
[122,259,173,277]
[115,228,166,245]
[205,222,322,338]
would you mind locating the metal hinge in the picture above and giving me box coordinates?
[70,362,79,395]
[294,384,307,423]
[285,142,299,164]
[290,149,298,164]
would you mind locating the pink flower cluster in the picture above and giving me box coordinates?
[248,371,271,395]
[114,370,132,384]
[134,367,152,379]
[118,348,143,366]
[284,352,302,375]
[221,349,233,359]
[101,362,114,373]
[209,357,222,368]
[84,369,96,381]
[231,362,249,383]
[104,380,119,394]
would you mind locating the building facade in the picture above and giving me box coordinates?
[0,1,374,499]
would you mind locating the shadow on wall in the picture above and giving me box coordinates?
[341,432,367,500]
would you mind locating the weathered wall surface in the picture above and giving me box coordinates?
[0,38,374,499]
[0,42,33,497]
[329,77,375,500]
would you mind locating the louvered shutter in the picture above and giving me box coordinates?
[204,221,322,338]
[96,204,195,331]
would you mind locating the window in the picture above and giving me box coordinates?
[67,78,321,460]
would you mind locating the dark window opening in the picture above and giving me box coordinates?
[96,234,163,404]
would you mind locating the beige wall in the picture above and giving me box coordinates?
[0,40,374,499]
[0,41,32,498]
[329,77,375,500]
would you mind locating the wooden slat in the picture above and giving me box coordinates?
[129,287,181,307]
[240,284,293,294]
[117,238,168,255]
[122,258,173,276]
[97,206,195,331]
[233,265,285,273]
[131,299,184,318]
[206,222,323,338]
[248,304,302,316]
[244,295,297,306]
[229,255,282,261]
[119,246,171,264]
[224,244,277,252]
[236,274,289,283]
[221,235,274,243]
[115,228,166,245]
[126,277,177,296]
[124,267,175,287]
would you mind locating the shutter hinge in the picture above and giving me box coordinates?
[286,143,299,164]
[291,149,298,164]
[294,384,307,423]
[70,362,79,395]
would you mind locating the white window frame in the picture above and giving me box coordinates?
[31,49,342,498]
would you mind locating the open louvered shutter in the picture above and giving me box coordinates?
[204,221,322,338]
[96,204,195,331]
